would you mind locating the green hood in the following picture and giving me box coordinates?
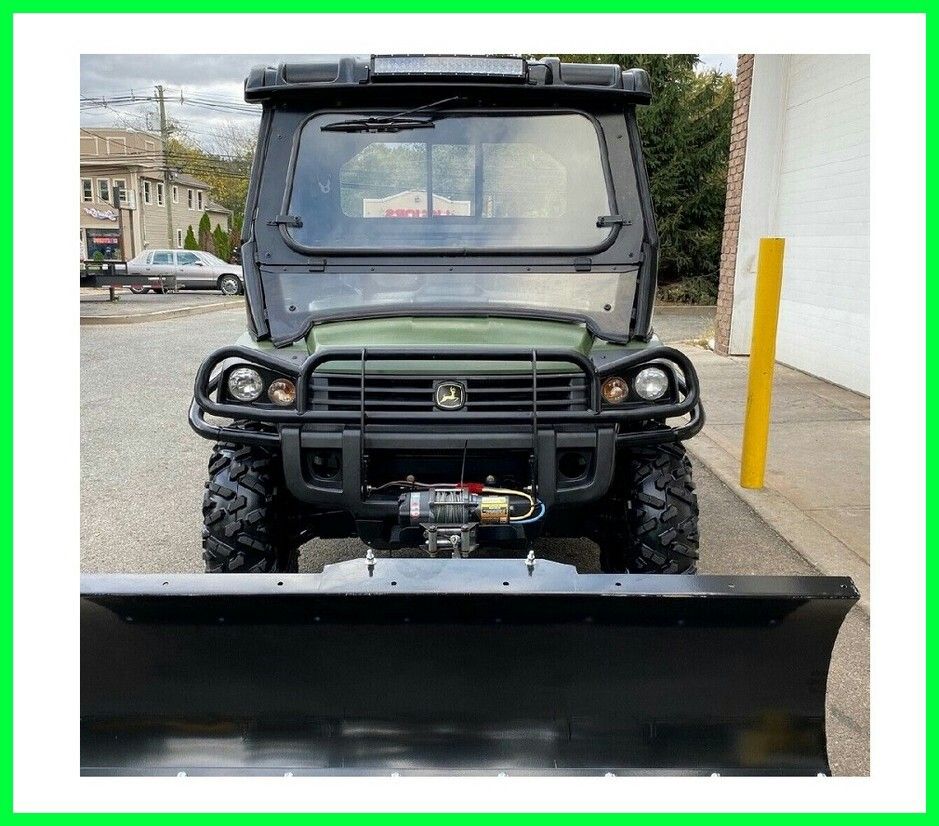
[305,316,597,373]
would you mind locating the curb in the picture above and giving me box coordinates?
[687,433,871,615]
[80,299,243,326]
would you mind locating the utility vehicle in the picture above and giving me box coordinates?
[79,57,857,777]
[190,55,704,574]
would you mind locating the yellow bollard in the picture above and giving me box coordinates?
[740,237,786,489]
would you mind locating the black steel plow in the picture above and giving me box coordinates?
[81,558,857,776]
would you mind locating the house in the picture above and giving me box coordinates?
[715,55,870,394]
[79,128,231,260]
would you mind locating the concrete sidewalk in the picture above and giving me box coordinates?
[80,288,243,324]
[679,344,871,612]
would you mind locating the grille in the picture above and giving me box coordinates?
[309,373,590,413]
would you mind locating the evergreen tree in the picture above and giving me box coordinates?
[198,212,214,253]
[183,225,198,250]
[558,55,734,299]
[212,224,230,263]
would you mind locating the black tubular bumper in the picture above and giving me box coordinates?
[189,344,704,508]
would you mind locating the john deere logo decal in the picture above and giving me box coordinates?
[435,381,466,411]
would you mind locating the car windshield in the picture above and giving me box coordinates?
[201,253,228,266]
[285,112,614,252]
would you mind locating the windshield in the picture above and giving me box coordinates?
[259,268,638,345]
[285,112,615,252]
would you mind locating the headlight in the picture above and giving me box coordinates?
[601,376,629,404]
[634,367,669,401]
[268,378,297,407]
[227,367,264,402]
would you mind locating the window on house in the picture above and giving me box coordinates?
[156,182,164,206]
[97,179,110,203]
[176,229,183,248]
[172,186,178,204]
[197,191,203,210]
[81,179,93,202]
[143,181,152,205]
[113,179,128,204]
[106,137,127,156]
[187,189,193,209]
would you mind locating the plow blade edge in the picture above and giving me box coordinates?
[81,559,857,776]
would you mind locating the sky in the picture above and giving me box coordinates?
[80,53,738,152]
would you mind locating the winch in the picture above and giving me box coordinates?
[397,485,535,557]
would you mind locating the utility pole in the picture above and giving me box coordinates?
[155,85,177,291]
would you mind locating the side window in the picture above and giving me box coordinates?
[177,252,200,266]
[196,191,203,210]
[143,181,152,205]
[97,179,110,203]
[152,251,173,265]
[81,179,93,202]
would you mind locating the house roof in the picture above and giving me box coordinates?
[140,170,211,189]
[206,201,232,214]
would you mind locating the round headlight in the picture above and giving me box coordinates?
[268,378,297,407]
[601,376,629,404]
[634,367,669,401]
[227,367,264,402]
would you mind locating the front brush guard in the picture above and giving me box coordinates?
[188,344,705,448]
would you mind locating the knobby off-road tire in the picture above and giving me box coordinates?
[202,424,301,573]
[597,441,700,574]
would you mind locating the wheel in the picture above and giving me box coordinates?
[128,285,149,294]
[595,441,699,574]
[152,287,165,294]
[218,274,242,295]
[202,424,300,573]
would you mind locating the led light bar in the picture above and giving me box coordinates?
[372,55,527,79]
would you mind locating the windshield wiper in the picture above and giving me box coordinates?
[320,95,463,133]
[321,116,435,133]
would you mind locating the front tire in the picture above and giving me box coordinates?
[218,274,242,295]
[202,429,300,573]
[596,441,699,574]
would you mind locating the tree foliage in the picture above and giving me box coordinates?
[167,121,255,225]
[212,224,230,263]
[198,212,213,254]
[558,55,734,297]
[183,225,198,250]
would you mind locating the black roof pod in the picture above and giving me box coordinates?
[244,55,652,104]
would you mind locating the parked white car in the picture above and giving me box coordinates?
[126,250,244,296]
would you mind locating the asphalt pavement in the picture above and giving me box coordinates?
[79,303,867,775]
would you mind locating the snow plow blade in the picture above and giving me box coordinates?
[81,559,857,776]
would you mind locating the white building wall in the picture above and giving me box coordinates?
[729,54,870,394]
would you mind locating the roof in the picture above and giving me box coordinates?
[206,201,232,214]
[244,55,652,104]
[140,171,211,189]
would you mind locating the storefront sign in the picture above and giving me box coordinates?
[83,206,118,221]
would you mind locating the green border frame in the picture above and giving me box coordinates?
[12,10,930,814]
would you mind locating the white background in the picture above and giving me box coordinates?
[13,12,925,812]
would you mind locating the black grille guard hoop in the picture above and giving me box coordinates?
[189,344,705,446]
